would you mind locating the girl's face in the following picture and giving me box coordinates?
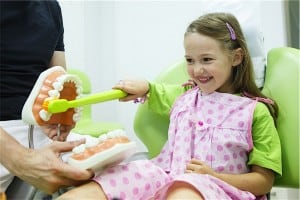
[184,32,238,94]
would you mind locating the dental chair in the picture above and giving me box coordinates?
[134,47,300,191]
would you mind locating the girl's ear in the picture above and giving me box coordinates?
[232,48,243,67]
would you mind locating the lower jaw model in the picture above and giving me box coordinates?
[68,129,136,172]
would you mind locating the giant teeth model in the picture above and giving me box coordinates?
[22,66,82,126]
[22,67,136,172]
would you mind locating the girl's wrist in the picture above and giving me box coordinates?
[134,92,150,104]
[134,82,151,104]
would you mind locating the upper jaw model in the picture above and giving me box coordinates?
[22,66,82,126]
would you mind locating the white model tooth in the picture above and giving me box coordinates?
[85,138,99,148]
[114,129,125,136]
[107,129,124,138]
[53,82,63,91]
[73,76,82,85]
[48,90,60,98]
[43,97,52,102]
[107,131,116,138]
[76,86,83,95]
[72,113,80,122]
[98,134,108,142]
[119,129,126,136]
[39,109,51,121]
[72,144,86,154]
[56,76,64,82]
[74,107,82,113]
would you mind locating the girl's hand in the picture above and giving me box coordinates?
[185,159,216,176]
[113,79,149,102]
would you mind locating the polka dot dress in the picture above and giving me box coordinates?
[93,89,267,200]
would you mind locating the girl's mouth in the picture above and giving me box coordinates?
[198,76,212,84]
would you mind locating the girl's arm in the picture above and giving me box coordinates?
[113,80,186,116]
[147,83,186,116]
[186,159,274,196]
[214,165,274,195]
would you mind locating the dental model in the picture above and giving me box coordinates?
[22,66,82,126]
[68,129,136,172]
[22,66,135,172]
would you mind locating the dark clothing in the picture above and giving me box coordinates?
[0,0,64,120]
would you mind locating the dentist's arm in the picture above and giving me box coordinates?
[0,127,93,194]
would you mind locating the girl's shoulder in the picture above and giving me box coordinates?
[252,102,275,126]
[254,101,272,116]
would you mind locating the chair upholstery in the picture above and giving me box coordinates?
[133,47,300,188]
[261,47,299,187]
[133,59,188,158]
[67,69,123,137]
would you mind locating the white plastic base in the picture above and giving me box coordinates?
[22,66,66,125]
[68,141,136,172]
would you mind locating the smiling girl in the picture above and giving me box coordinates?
[58,12,281,200]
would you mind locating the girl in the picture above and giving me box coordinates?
[58,12,281,200]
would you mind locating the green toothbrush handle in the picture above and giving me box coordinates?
[47,89,127,113]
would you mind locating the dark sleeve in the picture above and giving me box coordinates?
[51,0,65,51]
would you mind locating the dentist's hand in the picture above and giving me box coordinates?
[14,139,94,194]
[113,79,149,102]
[41,124,75,141]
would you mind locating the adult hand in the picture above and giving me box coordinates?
[14,139,94,194]
[185,159,216,176]
[112,79,149,102]
[41,124,75,141]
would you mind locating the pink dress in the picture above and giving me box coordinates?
[93,88,266,200]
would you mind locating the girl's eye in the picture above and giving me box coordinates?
[203,57,212,62]
[186,58,193,64]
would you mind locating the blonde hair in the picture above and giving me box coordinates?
[185,12,278,123]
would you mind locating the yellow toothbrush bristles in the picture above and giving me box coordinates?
[42,97,58,111]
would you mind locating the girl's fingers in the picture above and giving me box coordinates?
[185,169,193,173]
[190,159,204,165]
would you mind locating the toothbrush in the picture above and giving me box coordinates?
[43,89,127,114]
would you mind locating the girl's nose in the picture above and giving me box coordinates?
[193,65,205,75]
